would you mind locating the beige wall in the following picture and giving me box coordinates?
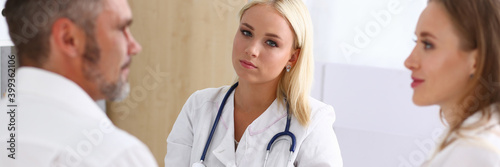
[107,0,247,166]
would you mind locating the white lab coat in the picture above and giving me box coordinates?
[165,85,343,167]
[0,67,158,167]
[423,105,500,167]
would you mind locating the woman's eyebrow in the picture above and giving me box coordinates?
[265,33,281,40]
[242,22,282,40]
[420,31,438,40]
[242,23,254,30]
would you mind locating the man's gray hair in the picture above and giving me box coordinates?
[3,0,103,66]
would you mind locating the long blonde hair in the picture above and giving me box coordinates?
[238,0,314,126]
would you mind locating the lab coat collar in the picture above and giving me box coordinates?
[217,86,287,135]
[247,99,287,136]
[212,86,287,166]
[459,104,500,136]
[427,104,500,162]
[218,88,287,136]
[17,67,106,120]
[463,104,499,124]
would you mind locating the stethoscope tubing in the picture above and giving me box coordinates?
[198,82,296,166]
[200,82,239,161]
[266,101,295,152]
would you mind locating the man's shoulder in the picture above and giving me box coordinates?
[0,106,153,166]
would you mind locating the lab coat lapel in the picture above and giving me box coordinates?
[247,99,287,136]
[212,90,237,166]
[235,99,287,166]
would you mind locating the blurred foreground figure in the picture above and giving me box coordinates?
[0,0,158,166]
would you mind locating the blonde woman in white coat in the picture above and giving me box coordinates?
[405,0,500,166]
[164,0,343,166]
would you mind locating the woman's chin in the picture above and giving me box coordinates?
[412,95,434,106]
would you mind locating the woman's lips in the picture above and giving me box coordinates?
[411,77,424,88]
[240,60,257,69]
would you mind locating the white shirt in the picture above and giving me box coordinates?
[0,67,158,167]
[164,85,343,167]
[423,106,500,167]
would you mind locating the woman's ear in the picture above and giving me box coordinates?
[289,48,300,66]
[468,49,478,75]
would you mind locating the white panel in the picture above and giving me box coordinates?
[306,0,426,70]
[311,61,326,101]
[321,63,444,167]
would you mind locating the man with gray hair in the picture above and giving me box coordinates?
[0,0,158,166]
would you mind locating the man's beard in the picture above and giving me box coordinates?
[82,35,130,102]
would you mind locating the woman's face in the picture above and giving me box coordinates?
[232,4,299,85]
[405,2,477,107]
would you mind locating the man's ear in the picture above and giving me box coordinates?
[289,48,300,66]
[51,18,86,58]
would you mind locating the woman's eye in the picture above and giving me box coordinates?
[241,30,252,37]
[266,40,278,47]
[422,41,433,50]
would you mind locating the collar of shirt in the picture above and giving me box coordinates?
[17,67,107,121]
[422,105,500,166]
[219,88,287,136]
[460,104,500,135]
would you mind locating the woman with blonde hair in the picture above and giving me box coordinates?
[405,0,500,166]
[164,0,343,166]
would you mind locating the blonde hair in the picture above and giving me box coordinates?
[238,0,314,126]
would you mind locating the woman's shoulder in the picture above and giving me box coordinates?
[308,97,336,121]
[431,137,500,166]
[466,124,500,155]
[428,111,500,166]
[457,110,500,154]
[455,133,500,153]
[305,97,336,129]
[308,97,332,110]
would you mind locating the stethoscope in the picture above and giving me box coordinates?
[192,82,297,167]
